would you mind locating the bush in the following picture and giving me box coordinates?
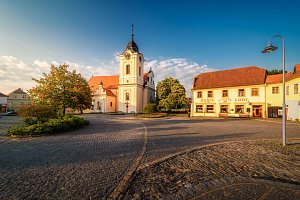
[143,103,157,114]
[5,115,89,136]
[18,104,56,125]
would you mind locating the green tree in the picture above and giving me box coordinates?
[29,64,92,116]
[267,69,287,75]
[156,77,187,112]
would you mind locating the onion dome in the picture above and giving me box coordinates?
[125,24,139,53]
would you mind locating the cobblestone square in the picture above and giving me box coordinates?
[0,115,299,199]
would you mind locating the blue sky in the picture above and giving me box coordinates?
[0,0,300,96]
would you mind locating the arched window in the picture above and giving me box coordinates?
[126,65,130,74]
[125,92,130,101]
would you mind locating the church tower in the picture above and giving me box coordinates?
[118,25,145,113]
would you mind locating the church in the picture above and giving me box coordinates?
[88,27,155,113]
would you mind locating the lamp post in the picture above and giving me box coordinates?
[262,35,286,146]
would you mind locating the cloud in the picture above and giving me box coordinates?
[144,58,215,96]
[0,55,215,97]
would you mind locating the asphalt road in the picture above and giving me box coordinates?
[0,115,299,199]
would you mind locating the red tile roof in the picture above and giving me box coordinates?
[106,89,116,97]
[193,66,266,90]
[266,73,293,84]
[88,76,119,92]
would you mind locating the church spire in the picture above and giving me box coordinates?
[131,24,134,41]
[125,24,139,53]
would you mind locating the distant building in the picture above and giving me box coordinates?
[191,64,300,120]
[0,92,8,112]
[7,88,31,111]
[87,27,155,113]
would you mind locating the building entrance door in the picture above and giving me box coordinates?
[253,105,262,117]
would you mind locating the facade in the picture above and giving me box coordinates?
[7,88,31,112]
[191,66,266,118]
[266,64,300,120]
[191,65,300,120]
[0,92,8,112]
[88,29,155,113]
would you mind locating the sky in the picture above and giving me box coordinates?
[0,0,300,97]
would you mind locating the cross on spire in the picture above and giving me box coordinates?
[131,24,134,41]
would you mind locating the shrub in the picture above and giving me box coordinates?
[18,104,56,125]
[5,115,89,136]
[143,103,157,114]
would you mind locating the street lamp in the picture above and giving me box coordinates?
[262,35,286,146]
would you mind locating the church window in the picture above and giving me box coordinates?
[126,65,130,74]
[125,92,130,101]
[110,102,113,107]
[139,66,141,76]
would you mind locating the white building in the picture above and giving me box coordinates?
[88,27,155,113]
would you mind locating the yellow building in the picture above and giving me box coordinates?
[192,64,300,120]
[191,66,267,118]
[87,27,155,113]
[7,88,31,112]
[266,64,300,120]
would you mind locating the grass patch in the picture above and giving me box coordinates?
[137,113,168,118]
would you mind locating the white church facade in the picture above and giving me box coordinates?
[88,28,155,113]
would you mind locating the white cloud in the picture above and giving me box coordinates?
[0,55,215,97]
[145,58,215,97]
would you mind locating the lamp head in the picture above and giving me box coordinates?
[261,44,278,53]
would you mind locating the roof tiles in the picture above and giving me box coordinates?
[88,76,119,92]
[193,66,266,90]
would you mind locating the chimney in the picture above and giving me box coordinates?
[294,64,300,74]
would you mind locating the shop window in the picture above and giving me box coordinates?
[197,91,202,98]
[251,88,259,96]
[206,105,214,113]
[286,86,289,95]
[294,84,298,94]
[272,87,279,94]
[238,89,245,97]
[220,105,228,113]
[235,105,244,113]
[222,90,228,97]
[196,105,203,113]
[126,65,130,74]
[207,91,213,98]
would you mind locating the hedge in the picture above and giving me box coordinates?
[5,115,89,136]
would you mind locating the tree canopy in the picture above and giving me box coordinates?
[29,64,92,116]
[266,69,286,75]
[156,77,187,111]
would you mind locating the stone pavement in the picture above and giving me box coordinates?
[1,115,300,199]
[0,115,147,199]
[123,140,300,199]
